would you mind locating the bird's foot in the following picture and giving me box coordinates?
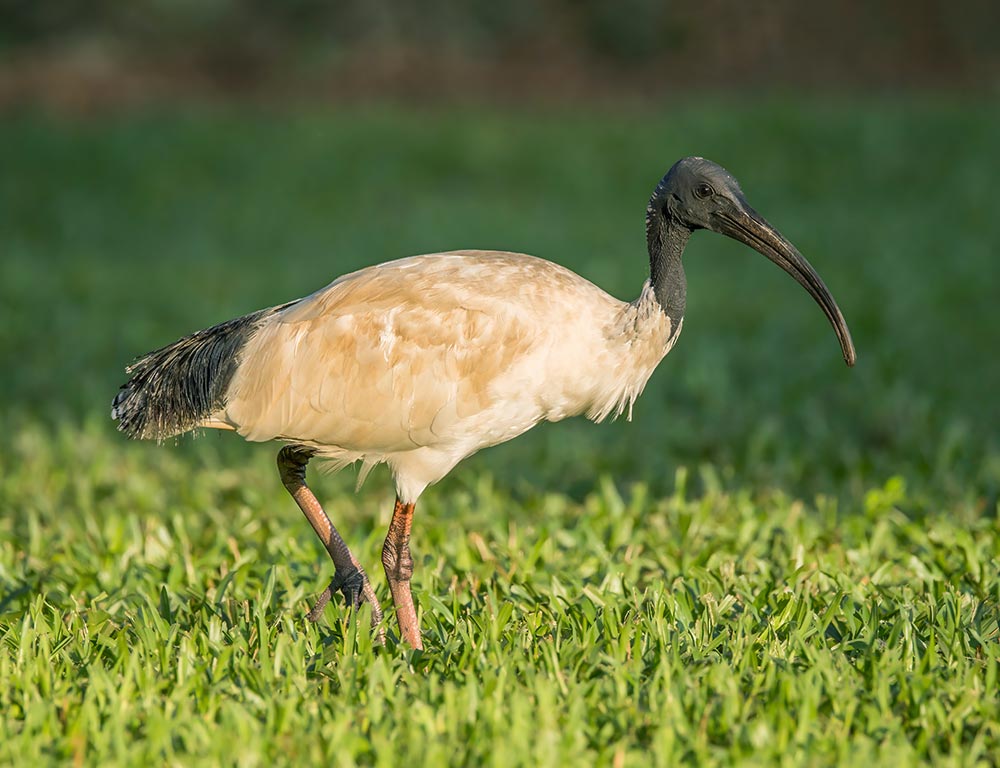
[307,566,385,639]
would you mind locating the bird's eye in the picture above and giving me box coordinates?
[694,183,714,199]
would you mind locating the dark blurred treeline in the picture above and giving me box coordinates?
[1,0,998,110]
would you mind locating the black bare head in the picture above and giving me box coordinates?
[651,156,751,232]
[648,157,856,367]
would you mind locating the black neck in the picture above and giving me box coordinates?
[646,207,690,330]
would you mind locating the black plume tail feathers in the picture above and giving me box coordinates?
[111,302,295,441]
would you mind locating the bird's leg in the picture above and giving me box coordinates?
[276,446,384,637]
[381,497,423,649]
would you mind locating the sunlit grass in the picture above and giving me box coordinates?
[1,420,997,765]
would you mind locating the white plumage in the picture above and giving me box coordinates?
[217,250,675,502]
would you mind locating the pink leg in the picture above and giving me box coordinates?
[381,498,423,649]
[277,446,384,638]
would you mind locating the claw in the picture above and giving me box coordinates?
[306,567,385,641]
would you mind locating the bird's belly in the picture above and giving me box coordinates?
[223,340,544,457]
[229,345,646,452]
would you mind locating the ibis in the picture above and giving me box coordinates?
[112,157,855,649]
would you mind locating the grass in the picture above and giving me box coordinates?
[1,99,999,765]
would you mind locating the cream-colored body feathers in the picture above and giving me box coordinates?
[212,250,678,502]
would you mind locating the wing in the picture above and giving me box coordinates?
[220,251,617,452]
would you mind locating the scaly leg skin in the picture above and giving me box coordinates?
[382,497,423,649]
[277,446,385,642]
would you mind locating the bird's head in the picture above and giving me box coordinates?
[650,156,856,367]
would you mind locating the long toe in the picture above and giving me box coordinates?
[306,582,335,623]
[307,568,385,631]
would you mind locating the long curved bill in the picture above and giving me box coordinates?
[715,205,856,367]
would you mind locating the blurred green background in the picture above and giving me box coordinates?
[1,105,998,505]
[1,0,997,545]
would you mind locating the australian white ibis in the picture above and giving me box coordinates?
[112,157,856,649]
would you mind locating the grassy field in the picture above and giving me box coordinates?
[1,100,998,765]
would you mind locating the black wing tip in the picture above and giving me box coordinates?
[108,302,294,443]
